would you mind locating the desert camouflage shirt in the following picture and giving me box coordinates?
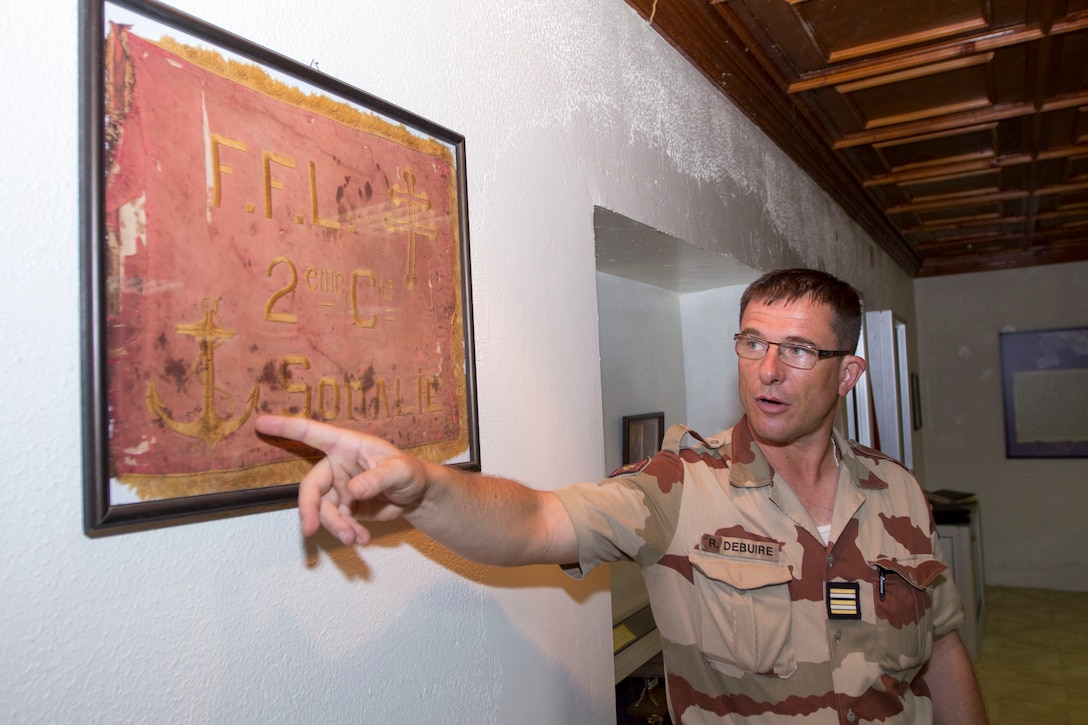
[554,418,964,724]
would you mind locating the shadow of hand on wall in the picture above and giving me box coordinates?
[302,518,606,605]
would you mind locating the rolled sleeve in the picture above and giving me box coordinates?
[553,466,681,580]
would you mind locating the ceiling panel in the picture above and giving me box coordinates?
[624,0,1088,276]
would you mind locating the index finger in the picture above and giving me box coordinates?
[255,414,345,453]
[257,415,349,538]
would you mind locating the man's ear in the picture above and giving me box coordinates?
[837,357,867,397]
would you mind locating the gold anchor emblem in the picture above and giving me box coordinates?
[146,298,259,448]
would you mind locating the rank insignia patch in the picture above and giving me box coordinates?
[827,582,862,620]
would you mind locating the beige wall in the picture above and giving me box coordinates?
[915,260,1088,590]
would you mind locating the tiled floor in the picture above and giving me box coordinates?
[975,586,1088,724]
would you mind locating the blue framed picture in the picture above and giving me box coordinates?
[999,326,1088,458]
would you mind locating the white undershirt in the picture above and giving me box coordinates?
[818,524,832,544]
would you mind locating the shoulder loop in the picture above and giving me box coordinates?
[847,438,904,466]
[662,423,706,452]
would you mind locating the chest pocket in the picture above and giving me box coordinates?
[868,555,946,673]
[688,551,796,678]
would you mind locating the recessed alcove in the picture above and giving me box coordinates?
[594,206,761,482]
[593,206,761,685]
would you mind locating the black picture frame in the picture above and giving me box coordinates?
[622,412,665,465]
[999,326,1088,458]
[80,0,479,534]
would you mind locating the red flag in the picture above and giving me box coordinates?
[104,26,468,499]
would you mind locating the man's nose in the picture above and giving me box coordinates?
[759,344,785,383]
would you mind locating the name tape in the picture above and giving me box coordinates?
[700,534,780,561]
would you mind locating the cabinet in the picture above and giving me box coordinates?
[936,502,985,660]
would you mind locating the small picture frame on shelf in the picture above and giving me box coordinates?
[622,412,664,465]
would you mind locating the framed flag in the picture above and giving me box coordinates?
[80,0,479,533]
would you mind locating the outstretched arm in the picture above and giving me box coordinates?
[255,415,579,567]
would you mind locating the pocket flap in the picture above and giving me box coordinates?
[870,555,947,590]
[689,550,793,590]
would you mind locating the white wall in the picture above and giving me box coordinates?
[915,261,1088,591]
[596,273,687,475]
[681,284,752,435]
[1,0,914,722]
[596,276,752,476]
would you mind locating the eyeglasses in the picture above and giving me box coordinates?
[733,333,852,370]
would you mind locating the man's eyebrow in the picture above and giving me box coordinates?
[780,335,820,347]
[739,328,820,347]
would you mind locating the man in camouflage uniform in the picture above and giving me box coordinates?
[557,422,964,723]
[257,269,986,723]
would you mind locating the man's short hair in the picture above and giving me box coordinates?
[740,268,862,351]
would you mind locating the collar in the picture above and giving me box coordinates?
[727,417,775,489]
[835,430,891,491]
[726,417,888,491]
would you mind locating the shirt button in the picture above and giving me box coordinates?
[847,710,856,723]
[834,630,842,642]
[827,554,834,568]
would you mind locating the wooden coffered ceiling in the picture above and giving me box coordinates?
[624,0,1088,276]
